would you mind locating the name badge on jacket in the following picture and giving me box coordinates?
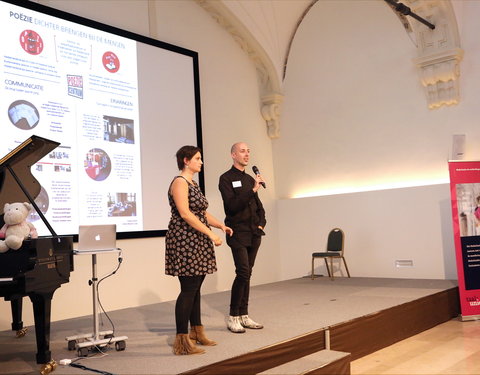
[232,180,242,188]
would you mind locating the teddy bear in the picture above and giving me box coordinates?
[0,202,38,253]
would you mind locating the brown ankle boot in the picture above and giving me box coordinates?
[189,325,217,346]
[173,333,205,355]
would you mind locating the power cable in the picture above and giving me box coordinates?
[70,362,116,375]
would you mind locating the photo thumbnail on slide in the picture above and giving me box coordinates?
[84,148,112,182]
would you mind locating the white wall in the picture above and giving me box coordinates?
[272,1,480,279]
[278,183,457,280]
[275,0,459,199]
[0,0,278,328]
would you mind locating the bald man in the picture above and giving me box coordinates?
[219,142,266,333]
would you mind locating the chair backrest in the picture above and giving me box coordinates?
[326,228,344,253]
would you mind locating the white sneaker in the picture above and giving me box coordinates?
[227,315,246,333]
[240,315,263,329]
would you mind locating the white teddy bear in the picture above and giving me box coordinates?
[0,202,38,253]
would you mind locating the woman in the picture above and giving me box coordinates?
[165,145,233,355]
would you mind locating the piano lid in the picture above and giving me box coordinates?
[0,135,59,209]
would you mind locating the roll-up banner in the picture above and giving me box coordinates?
[449,161,480,320]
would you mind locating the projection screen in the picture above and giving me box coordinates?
[0,0,203,239]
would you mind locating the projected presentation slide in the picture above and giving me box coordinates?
[0,1,201,237]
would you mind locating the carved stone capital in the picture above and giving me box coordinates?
[261,93,284,139]
[414,48,463,108]
[403,0,463,109]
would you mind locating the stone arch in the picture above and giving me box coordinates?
[283,0,463,109]
[195,0,463,138]
[194,0,284,138]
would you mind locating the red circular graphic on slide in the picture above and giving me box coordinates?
[102,51,120,73]
[19,30,44,55]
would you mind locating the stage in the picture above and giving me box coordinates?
[0,277,459,375]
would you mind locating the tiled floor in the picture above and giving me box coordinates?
[351,318,480,374]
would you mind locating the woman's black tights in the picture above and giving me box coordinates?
[175,275,206,334]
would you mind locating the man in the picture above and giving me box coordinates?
[219,142,266,333]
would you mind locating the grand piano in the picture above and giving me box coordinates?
[0,135,74,369]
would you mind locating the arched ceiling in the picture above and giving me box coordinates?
[196,0,462,138]
[220,0,314,83]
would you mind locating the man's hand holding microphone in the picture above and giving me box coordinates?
[252,165,266,192]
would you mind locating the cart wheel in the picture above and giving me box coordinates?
[115,340,126,351]
[67,340,76,351]
[77,347,89,357]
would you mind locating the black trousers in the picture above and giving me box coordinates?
[175,275,205,334]
[229,235,261,316]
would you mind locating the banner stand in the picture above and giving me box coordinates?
[449,161,480,320]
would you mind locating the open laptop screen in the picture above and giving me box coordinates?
[77,224,117,251]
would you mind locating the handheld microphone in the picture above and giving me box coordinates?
[252,165,266,189]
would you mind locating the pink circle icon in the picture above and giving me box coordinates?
[20,30,43,55]
[102,51,120,73]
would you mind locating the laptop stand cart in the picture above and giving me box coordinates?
[66,249,128,357]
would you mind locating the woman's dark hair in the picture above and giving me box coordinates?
[176,145,201,170]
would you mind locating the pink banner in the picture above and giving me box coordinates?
[449,161,480,319]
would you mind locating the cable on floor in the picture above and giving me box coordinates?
[70,361,116,375]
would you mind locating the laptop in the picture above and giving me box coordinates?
[77,224,117,252]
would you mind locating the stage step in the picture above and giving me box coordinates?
[257,349,351,375]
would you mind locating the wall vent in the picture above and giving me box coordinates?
[395,259,414,268]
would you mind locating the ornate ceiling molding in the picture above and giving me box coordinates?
[194,0,284,139]
[397,0,463,109]
[261,93,284,139]
[196,0,463,138]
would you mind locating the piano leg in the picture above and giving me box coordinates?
[10,297,23,331]
[29,291,54,364]
[10,297,28,338]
